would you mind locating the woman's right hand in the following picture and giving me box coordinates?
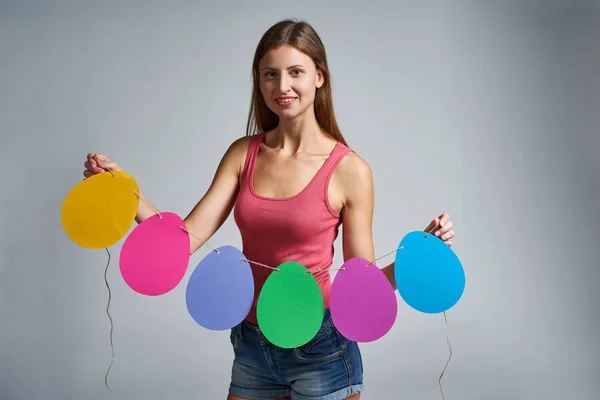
[83,153,122,178]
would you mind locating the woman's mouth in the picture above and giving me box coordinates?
[275,97,297,106]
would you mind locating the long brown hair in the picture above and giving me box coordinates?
[245,19,348,146]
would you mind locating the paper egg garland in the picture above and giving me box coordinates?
[62,170,465,347]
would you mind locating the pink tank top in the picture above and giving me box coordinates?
[233,131,354,326]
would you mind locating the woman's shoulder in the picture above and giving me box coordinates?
[221,135,251,160]
[213,134,258,181]
[227,132,269,155]
[337,150,372,182]
[330,147,373,203]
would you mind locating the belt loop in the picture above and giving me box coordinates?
[323,307,332,326]
[237,321,244,341]
[256,325,265,343]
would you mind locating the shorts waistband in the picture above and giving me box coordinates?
[234,308,333,344]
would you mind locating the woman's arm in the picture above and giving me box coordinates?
[336,155,455,291]
[86,136,251,256]
[335,154,395,285]
[183,136,252,255]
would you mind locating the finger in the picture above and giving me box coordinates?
[85,160,105,174]
[87,153,97,168]
[438,213,450,227]
[93,154,103,167]
[447,240,452,247]
[435,220,453,237]
[431,213,451,236]
[440,230,455,241]
[83,170,93,178]
[93,155,116,170]
[92,153,108,161]
[90,153,110,166]
[84,160,97,171]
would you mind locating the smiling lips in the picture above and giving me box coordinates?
[275,96,297,106]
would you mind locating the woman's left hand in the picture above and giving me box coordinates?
[424,213,455,247]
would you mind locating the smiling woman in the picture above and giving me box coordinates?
[84,18,455,400]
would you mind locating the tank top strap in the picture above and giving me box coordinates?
[310,142,354,202]
[240,132,266,185]
[318,142,354,183]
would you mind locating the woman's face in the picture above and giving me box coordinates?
[258,45,324,121]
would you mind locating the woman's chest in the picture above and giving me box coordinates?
[253,155,318,197]
[252,154,344,214]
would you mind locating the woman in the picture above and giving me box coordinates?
[84,18,455,400]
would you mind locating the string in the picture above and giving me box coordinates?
[94,160,454,398]
[421,230,453,400]
[302,246,405,275]
[365,246,404,267]
[130,188,221,255]
[439,311,452,400]
[240,257,280,272]
[104,248,117,400]
[130,181,410,275]
[180,226,220,254]
[132,190,162,220]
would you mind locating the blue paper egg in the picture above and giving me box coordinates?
[394,231,465,313]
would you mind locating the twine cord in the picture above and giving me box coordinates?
[180,226,219,254]
[439,311,452,400]
[240,257,280,271]
[130,186,219,254]
[95,159,454,400]
[365,246,404,267]
[103,248,116,400]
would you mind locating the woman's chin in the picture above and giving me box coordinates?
[274,107,307,121]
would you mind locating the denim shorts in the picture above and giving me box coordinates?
[228,308,364,400]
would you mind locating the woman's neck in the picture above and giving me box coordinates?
[272,109,328,154]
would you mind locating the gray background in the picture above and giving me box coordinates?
[1,0,599,399]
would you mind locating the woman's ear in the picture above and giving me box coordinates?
[316,69,324,89]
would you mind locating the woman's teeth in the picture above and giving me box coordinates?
[277,98,296,104]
